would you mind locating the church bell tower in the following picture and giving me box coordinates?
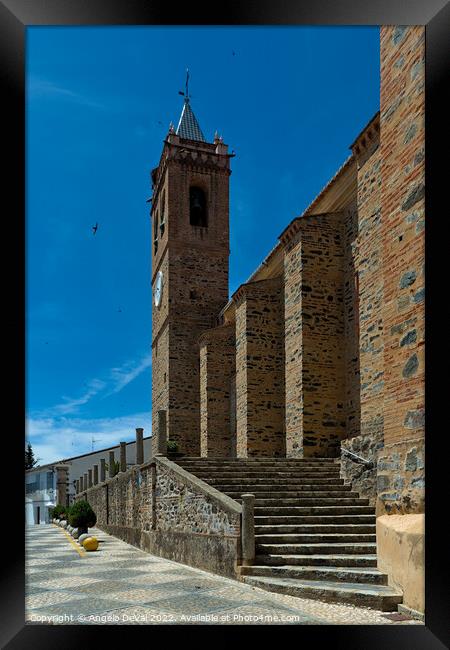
[151,77,232,455]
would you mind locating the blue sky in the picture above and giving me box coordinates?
[26,26,380,465]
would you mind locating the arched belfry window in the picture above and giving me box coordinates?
[189,186,208,227]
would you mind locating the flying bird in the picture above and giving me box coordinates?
[92,222,98,235]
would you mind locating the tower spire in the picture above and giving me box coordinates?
[176,69,205,141]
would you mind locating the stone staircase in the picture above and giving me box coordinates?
[175,457,403,611]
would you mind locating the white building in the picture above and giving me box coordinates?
[25,436,152,525]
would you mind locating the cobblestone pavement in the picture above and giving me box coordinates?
[25,525,422,626]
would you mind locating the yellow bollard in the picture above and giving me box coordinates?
[82,536,99,551]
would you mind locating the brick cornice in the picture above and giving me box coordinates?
[198,323,235,347]
[350,113,380,158]
[151,140,232,205]
[231,276,283,306]
[278,217,303,246]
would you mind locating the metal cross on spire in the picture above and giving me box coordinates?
[185,68,190,101]
[178,68,191,102]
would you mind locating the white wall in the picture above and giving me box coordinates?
[25,471,57,524]
[66,438,152,501]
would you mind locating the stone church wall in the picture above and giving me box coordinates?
[283,213,346,457]
[234,277,285,457]
[342,200,361,441]
[378,25,425,515]
[340,119,384,502]
[199,323,236,457]
[167,244,229,456]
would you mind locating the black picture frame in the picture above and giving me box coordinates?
[3,0,448,647]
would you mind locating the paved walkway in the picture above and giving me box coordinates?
[26,525,421,625]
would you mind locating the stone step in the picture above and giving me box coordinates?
[238,565,388,585]
[254,514,376,525]
[185,464,341,470]
[191,471,341,479]
[205,477,346,486]
[255,553,378,567]
[178,463,340,471]
[240,576,403,611]
[223,490,358,499]
[177,456,339,465]
[254,506,375,516]
[255,533,376,544]
[254,524,376,534]
[214,483,350,492]
[241,498,370,507]
[257,542,377,555]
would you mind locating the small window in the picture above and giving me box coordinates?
[189,187,207,227]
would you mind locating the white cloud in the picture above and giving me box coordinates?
[108,353,152,396]
[38,351,152,417]
[28,78,106,110]
[54,379,106,415]
[26,411,152,466]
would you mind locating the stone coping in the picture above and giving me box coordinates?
[155,455,243,517]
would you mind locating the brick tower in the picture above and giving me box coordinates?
[151,84,232,455]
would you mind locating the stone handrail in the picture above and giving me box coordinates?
[154,455,242,516]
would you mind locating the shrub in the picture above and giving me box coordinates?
[68,500,97,531]
[51,504,66,520]
[167,440,178,453]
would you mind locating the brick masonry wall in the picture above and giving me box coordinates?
[343,199,361,440]
[235,277,285,457]
[168,244,229,456]
[199,324,236,457]
[340,123,384,499]
[355,138,384,443]
[152,251,170,447]
[379,26,425,514]
[283,213,346,458]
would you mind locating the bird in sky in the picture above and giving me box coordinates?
[92,222,98,235]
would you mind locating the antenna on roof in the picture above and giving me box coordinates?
[91,435,102,452]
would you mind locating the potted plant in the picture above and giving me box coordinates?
[167,440,184,459]
[68,500,97,535]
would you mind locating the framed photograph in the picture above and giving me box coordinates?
[4,0,447,646]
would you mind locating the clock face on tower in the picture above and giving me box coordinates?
[154,270,163,308]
